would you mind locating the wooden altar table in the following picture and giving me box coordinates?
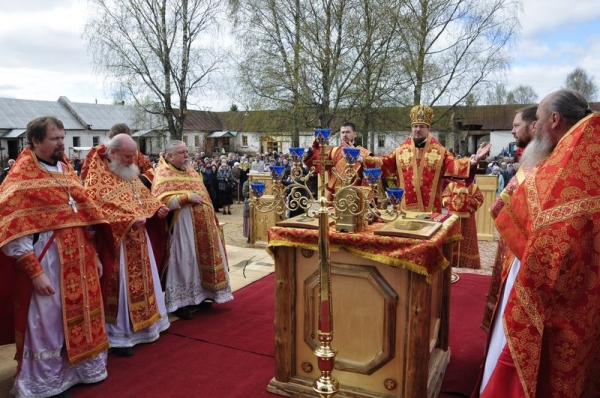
[266,215,460,398]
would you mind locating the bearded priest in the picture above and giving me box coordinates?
[365,105,491,213]
[152,140,233,321]
[80,123,153,182]
[0,116,109,398]
[84,134,170,357]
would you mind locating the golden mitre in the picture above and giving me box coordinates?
[410,105,434,127]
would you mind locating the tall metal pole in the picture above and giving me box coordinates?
[312,198,339,397]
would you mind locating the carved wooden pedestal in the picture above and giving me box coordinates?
[267,234,455,398]
[249,173,281,245]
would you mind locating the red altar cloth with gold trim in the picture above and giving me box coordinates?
[267,214,460,283]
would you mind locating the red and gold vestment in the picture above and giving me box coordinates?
[305,144,371,199]
[0,148,108,365]
[152,158,229,291]
[366,135,471,212]
[495,113,600,397]
[481,167,529,331]
[83,149,163,331]
[441,180,483,269]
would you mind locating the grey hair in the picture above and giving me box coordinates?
[165,140,186,154]
[545,89,589,128]
[104,136,121,152]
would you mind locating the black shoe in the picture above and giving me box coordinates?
[227,211,232,215]
[111,346,134,357]
[222,211,226,215]
[199,300,213,310]
[174,307,193,320]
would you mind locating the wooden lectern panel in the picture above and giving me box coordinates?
[302,263,399,375]
[268,246,451,398]
[474,175,498,241]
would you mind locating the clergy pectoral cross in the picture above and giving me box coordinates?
[133,192,142,205]
[68,195,78,213]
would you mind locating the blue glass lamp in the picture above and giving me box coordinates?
[343,147,361,165]
[270,165,286,181]
[314,129,331,145]
[251,181,267,198]
[363,168,382,185]
[386,188,405,205]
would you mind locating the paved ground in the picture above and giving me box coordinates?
[0,203,497,395]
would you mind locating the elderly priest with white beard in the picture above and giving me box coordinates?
[152,140,233,321]
[84,134,170,357]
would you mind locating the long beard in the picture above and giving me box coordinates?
[109,157,140,181]
[520,134,556,168]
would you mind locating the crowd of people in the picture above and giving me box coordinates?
[1,88,599,397]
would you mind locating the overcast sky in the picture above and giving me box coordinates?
[1,0,599,110]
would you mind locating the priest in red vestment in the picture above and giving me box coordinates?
[304,122,372,200]
[477,89,600,397]
[365,105,491,213]
[152,141,233,320]
[0,116,109,398]
[441,179,483,269]
[84,134,170,357]
[80,122,153,182]
[481,104,537,331]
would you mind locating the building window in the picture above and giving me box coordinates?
[222,137,230,147]
[194,135,200,147]
[73,136,80,147]
[92,136,100,146]
[242,135,248,146]
[182,135,188,145]
[266,141,280,153]
[378,134,385,148]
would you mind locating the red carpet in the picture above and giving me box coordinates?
[70,273,489,398]
[166,275,275,357]
[440,273,489,397]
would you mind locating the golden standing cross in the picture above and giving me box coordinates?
[313,145,334,199]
